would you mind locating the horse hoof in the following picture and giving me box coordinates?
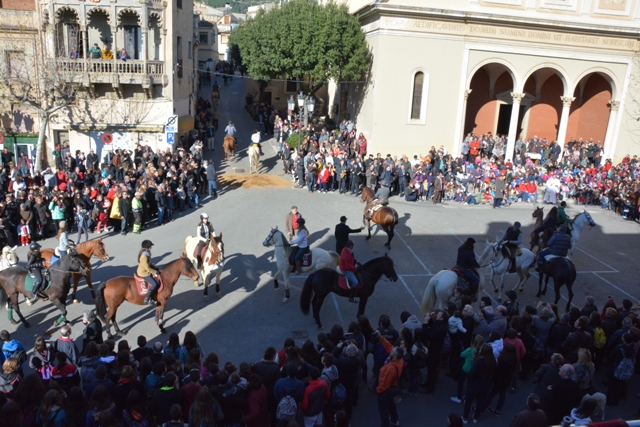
[53,321,59,328]
[536,293,541,298]
[283,297,289,303]
[160,327,167,334]
[216,292,222,299]
[194,282,201,287]
[73,299,80,305]
[118,331,126,337]
[24,322,30,328]
[107,334,114,340]
[542,291,547,296]
[25,300,32,307]
[497,298,502,303]
[493,289,498,293]
[204,295,210,301]
[274,287,279,292]
[10,321,18,326]
[317,325,324,330]
[519,288,524,292]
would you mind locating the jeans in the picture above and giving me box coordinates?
[76,226,89,242]
[208,180,218,197]
[343,270,358,288]
[377,392,398,427]
[165,197,173,220]
[319,182,327,192]
[303,413,323,427]
[538,248,551,264]
[293,246,309,263]
[307,177,315,192]
[157,206,165,225]
[20,167,28,176]
[460,268,479,286]
[121,217,128,233]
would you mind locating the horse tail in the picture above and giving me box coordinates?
[300,273,314,315]
[94,282,108,323]
[0,283,7,310]
[328,251,340,268]
[393,209,399,225]
[421,274,438,314]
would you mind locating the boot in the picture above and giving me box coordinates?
[29,281,41,304]
[509,258,517,274]
[196,256,202,270]
[144,287,157,305]
[348,287,358,303]
[294,261,301,275]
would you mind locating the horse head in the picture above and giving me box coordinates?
[94,237,109,262]
[210,234,225,265]
[532,206,544,219]
[2,246,19,267]
[66,253,90,276]
[180,254,200,281]
[582,210,596,228]
[262,227,279,247]
[382,254,399,282]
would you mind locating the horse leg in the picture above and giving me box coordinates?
[50,298,69,328]
[204,271,212,302]
[565,283,574,312]
[156,305,167,334]
[313,295,326,329]
[273,267,282,291]
[215,270,222,299]
[543,276,549,296]
[384,225,394,249]
[9,294,28,327]
[357,296,368,318]
[364,218,372,240]
[70,274,79,304]
[536,273,543,298]
[85,272,96,299]
[283,271,291,303]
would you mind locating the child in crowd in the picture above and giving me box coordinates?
[18,219,30,246]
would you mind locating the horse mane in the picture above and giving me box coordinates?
[361,256,389,269]
[276,229,290,248]
[162,257,189,271]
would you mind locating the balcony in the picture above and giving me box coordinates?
[57,58,167,86]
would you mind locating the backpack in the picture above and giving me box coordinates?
[276,395,298,421]
[10,348,27,366]
[594,327,606,349]
[614,350,635,381]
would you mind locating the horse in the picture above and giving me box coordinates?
[0,254,89,328]
[248,144,261,173]
[0,246,19,271]
[181,234,225,300]
[262,227,340,302]
[94,255,199,338]
[568,211,596,255]
[529,206,544,251]
[537,256,577,311]
[421,242,493,313]
[484,240,536,302]
[223,136,236,160]
[300,255,398,329]
[41,238,109,304]
[360,187,399,249]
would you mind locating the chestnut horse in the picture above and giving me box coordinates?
[223,136,236,160]
[529,206,544,251]
[41,238,109,304]
[360,187,399,249]
[94,255,199,338]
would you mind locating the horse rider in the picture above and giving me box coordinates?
[456,237,480,296]
[285,206,302,241]
[289,217,309,274]
[374,182,390,200]
[531,206,558,246]
[57,221,73,257]
[195,213,216,269]
[340,240,360,303]
[500,221,522,274]
[536,227,572,271]
[224,120,237,144]
[26,242,45,304]
[334,215,363,253]
[138,240,161,305]
[251,129,265,156]
[557,201,571,229]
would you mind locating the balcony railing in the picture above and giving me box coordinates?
[57,58,165,79]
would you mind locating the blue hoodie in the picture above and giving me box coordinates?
[2,339,26,362]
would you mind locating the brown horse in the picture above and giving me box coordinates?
[360,187,399,249]
[223,136,236,160]
[529,206,544,251]
[94,255,199,338]
[41,238,109,304]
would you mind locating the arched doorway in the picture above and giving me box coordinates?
[566,73,614,143]
[520,67,568,141]
[464,63,516,137]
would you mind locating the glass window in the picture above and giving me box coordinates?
[411,72,424,120]
[199,32,208,45]
[286,80,297,93]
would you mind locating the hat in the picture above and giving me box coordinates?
[505,290,517,301]
[141,240,154,248]
[296,217,305,225]
[340,216,347,222]
[514,221,521,228]
[466,237,476,244]
[480,296,492,306]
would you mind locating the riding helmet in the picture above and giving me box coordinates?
[296,217,306,225]
[200,213,209,220]
[514,221,521,228]
[29,242,41,251]
[141,240,154,248]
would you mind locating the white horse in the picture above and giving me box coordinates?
[182,235,225,300]
[262,227,340,302]
[0,246,19,271]
[484,240,536,302]
[248,144,261,174]
[421,242,492,313]
[569,211,596,255]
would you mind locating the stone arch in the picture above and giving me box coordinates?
[86,7,111,24]
[572,68,618,100]
[566,72,614,143]
[521,65,570,141]
[467,58,520,92]
[54,6,80,23]
[149,11,163,28]
[117,8,141,26]
[521,63,571,96]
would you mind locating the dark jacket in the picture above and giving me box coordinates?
[547,233,572,256]
[533,363,561,401]
[81,319,103,353]
[334,222,362,253]
[273,377,305,403]
[456,247,480,269]
[149,386,184,426]
[52,337,80,366]
[255,360,281,395]
[543,378,580,425]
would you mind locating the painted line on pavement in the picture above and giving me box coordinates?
[396,233,432,274]
[593,273,639,301]
[331,294,345,327]
[574,247,619,273]
[399,276,421,309]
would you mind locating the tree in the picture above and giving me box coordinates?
[229,0,371,92]
[1,28,79,171]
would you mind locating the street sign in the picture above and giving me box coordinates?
[166,115,178,133]
[166,132,174,144]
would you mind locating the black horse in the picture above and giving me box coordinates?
[536,256,577,311]
[300,255,398,329]
[0,254,89,328]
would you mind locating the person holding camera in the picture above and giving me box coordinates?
[374,329,403,427]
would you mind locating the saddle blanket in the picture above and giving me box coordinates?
[338,273,364,291]
[25,273,50,292]
[544,254,571,262]
[134,274,165,296]
[289,252,312,267]
[193,242,217,267]
[452,267,473,296]
[50,255,60,265]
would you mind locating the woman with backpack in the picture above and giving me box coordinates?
[607,332,634,406]
[573,348,595,397]
[36,389,68,427]
[451,335,484,405]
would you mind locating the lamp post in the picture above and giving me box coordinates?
[306,96,315,128]
[297,91,305,135]
[287,95,295,123]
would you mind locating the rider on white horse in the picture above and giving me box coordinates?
[500,221,522,274]
[290,217,309,274]
[456,237,480,296]
[195,213,215,270]
[251,129,264,156]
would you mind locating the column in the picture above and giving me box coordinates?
[81,26,88,72]
[505,92,524,161]
[603,100,620,160]
[455,89,472,155]
[111,26,118,73]
[142,27,148,72]
[556,96,575,154]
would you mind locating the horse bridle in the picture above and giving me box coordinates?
[485,244,508,269]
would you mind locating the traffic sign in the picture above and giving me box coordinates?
[166,132,174,144]
[166,115,178,133]
[102,133,113,144]
[0,134,4,144]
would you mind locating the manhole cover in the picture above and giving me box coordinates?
[292,330,309,340]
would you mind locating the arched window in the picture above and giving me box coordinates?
[411,72,424,120]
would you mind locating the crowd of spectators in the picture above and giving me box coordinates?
[0,291,638,427]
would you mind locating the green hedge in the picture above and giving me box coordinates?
[287,132,302,149]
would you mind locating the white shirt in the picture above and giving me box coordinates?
[225,125,236,137]
[251,132,261,144]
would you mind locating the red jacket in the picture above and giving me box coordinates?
[244,385,268,427]
[300,378,330,412]
[339,247,357,273]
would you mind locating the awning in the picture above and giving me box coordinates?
[178,115,194,133]
[67,123,165,132]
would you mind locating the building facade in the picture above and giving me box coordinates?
[336,0,640,162]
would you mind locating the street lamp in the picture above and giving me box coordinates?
[287,95,295,124]
[306,97,315,127]
[297,91,305,134]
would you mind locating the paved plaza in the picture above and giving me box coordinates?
[1,77,639,426]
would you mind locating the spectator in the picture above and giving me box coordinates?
[149,372,184,426]
[81,310,103,354]
[607,332,634,407]
[132,335,154,363]
[543,364,580,425]
[51,325,80,366]
[36,389,68,427]
[509,393,547,427]
[84,364,116,399]
[244,373,268,427]
[375,330,404,427]
[51,352,80,394]
[188,387,223,427]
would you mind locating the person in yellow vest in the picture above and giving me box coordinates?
[101,44,113,60]
[137,240,160,305]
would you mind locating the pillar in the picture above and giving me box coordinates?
[111,26,117,73]
[506,92,524,161]
[556,96,575,154]
[455,89,472,154]
[603,100,620,160]
[81,26,88,71]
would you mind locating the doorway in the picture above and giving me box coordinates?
[497,104,512,136]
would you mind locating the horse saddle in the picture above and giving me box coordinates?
[543,254,571,262]
[25,272,51,292]
[134,274,165,297]
[194,242,209,262]
[289,251,312,267]
[451,267,473,296]
[338,271,364,292]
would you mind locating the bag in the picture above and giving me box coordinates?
[329,382,347,406]
[614,351,635,381]
[594,327,606,349]
[276,395,298,421]
[10,349,27,366]
[441,333,452,355]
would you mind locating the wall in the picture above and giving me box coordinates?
[0,0,35,10]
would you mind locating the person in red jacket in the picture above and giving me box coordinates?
[243,374,268,427]
[301,366,330,427]
[339,240,360,303]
